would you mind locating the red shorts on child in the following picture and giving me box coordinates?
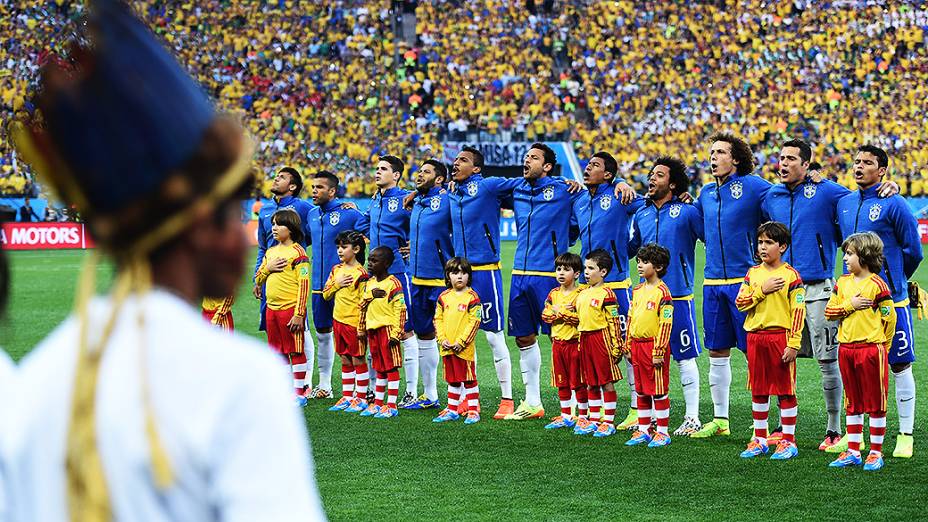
[551,338,582,389]
[333,319,365,357]
[265,307,303,355]
[442,354,476,384]
[368,326,402,373]
[839,342,889,415]
[629,338,670,396]
[579,330,622,387]
[746,329,795,396]
[202,309,234,331]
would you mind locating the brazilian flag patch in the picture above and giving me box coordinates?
[609,307,619,317]
[299,265,309,277]
[662,307,672,318]
[880,305,890,316]
[473,307,483,319]
[795,293,804,304]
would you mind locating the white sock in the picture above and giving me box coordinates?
[519,342,542,407]
[625,357,638,410]
[402,335,419,395]
[418,338,440,401]
[709,356,732,419]
[894,366,916,434]
[484,330,513,400]
[317,332,335,390]
[677,358,701,420]
[819,360,842,433]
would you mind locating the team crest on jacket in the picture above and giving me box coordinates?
[329,212,340,226]
[669,204,681,218]
[542,186,555,201]
[599,194,611,210]
[869,203,882,222]
[457,303,468,312]
[803,184,817,199]
[467,182,479,196]
[430,196,441,211]
[388,198,399,212]
[646,301,655,310]
[590,298,601,307]
[730,181,743,199]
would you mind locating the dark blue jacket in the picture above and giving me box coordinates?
[572,183,645,282]
[511,176,581,273]
[409,186,454,282]
[448,174,522,266]
[307,199,365,291]
[357,186,412,275]
[629,197,704,297]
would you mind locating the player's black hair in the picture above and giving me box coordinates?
[782,139,812,164]
[335,230,367,265]
[708,132,755,175]
[369,245,395,270]
[842,232,884,274]
[585,248,613,274]
[857,145,889,169]
[379,154,405,176]
[555,252,583,273]
[444,256,473,288]
[461,146,484,168]
[592,151,618,176]
[757,221,791,248]
[530,142,557,167]
[278,166,303,196]
[809,161,822,171]
[314,170,340,190]
[637,243,671,278]
[422,159,448,181]
[271,208,304,245]
[653,156,689,196]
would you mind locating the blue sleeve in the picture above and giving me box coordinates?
[254,214,267,279]
[757,178,772,221]
[693,192,703,213]
[349,209,366,232]
[628,213,642,257]
[486,176,522,199]
[826,180,851,203]
[893,198,923,279]
[304,209,314,247]
[689,204,705,243]
[356,207,370,238]
[626,196,645,216]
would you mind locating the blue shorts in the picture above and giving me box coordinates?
[890,305,916,364]
[703,283,747,352]
[607,283,631,340]
[392,271,414,332]
[508,274,557,337]
[311,292,334,331]
[669,299,702,361]
[471,269,505,332]
[410,283,444,335]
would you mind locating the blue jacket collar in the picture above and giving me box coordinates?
[320,199,343,212]
[857,183,881,200]
[417,185,444,200]
[276,194,299,207]
[647,194,682,208]
[377,186,405,198]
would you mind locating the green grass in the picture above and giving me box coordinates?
[4,244,928,520]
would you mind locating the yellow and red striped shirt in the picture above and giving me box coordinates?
[736,263,806,349]
[576,285,622,353]
[322,262,369,327]
[541,285,582,341]
[434,288,482,361]
[255,243,310,316]
[627,281,674,357]
[359,275,407,341]
[202,295,234,328]
[825,274,896,345]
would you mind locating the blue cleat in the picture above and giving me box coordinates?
[626,430,653,446]
[593,423,617,438]
[573,418,599,435]
[360,404,381,417]
[830,451,863,468]
[740,438,769,458]
[433,408,461,423]
[344,398,368,413]
[374,406,398,419]
[464,412,480,425]
[863,452,884,471]
[403,394,441,410]
[648,433,672,448]
[770,440,798,460]
[328,397,352,411]
[295,395,308,407]
[545,415,576,430]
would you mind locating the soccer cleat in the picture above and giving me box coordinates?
[432,408,461,423]
[344,398,368,413]
[863,452,885,471]
[493,399,515,420]
[893,434,914,459]
[360,404,381,417]
[310,386,332,399]
[673,417,703,437]
[766,426,784,445]
[593,423,617,438]
[328,397,352,411]
[648,433,672,448]
[544,415,577,430]
[295,395,308,407]
[818,431,842,451]
[825,433,850,453]
[573,418,599,435]
[464,411,481,425]
[615,409,639,431]
[625,430,653,446]
[397,392,418,409]
[374,406,398,419]
[503,401,545,420]
[405,394,441,410]
[770,440,798,460]
[740,438,769,458]
[829,451,862,468]
[692,418,731,438]
[366,390,375,403]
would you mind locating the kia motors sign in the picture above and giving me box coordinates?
[0,222,95,250]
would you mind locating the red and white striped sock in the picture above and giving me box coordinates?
[575,387,589,418]
[374,373,386,407]
[588,387,602,422]
[290,352,308,396]
[354,363,369,398]
[752,394,770,443]
[464,380,479,412]
[846,414,864,456]
[654,395,670,435]
[447,383,461,410]
[386,370,400,407]
[341,364,355,399]
[602,389,617,426]
[869,412,886,454]
[637,395,652,432]
[557,387,572,417]
[779,395,797,443]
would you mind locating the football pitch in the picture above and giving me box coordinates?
[4,243,928,520]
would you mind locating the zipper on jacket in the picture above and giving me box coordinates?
[413,200,422,277]
[524,187,533,270]
[717,188,727,279]
[815,233,828,273]
[680,252,690,288]
[788,190,796,265]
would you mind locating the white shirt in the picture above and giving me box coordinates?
[2,290,325,521]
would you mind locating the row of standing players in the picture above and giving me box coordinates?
[201,136,922,466]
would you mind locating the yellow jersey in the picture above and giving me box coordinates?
[322,262,369,327]
[541,285,581,341]
[735,263,806,349]
[627,281,674,357]
[359,275,406,341]
[255,243,310,315]
[825,274,896,345]
[576,285,622,351]
[201,295,234,315]
[434,288,482,361]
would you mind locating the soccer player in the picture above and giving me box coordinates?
[734,222,805,460]
[541,252,585,429]
[201,295,234,331]
[825,232,896,471]
[324,231,371,413]
[307,170,365,399]
[572,151,644,430]
[433,258,483,425]
[574,249,625,438]
[358,247,407,419]
[835,145,922,458]
[402,159,454,410]
[624,244,674,448]
[692,133,772,439]
[629,156,705,435]
[254,209,312,404]
[356,156,421,406]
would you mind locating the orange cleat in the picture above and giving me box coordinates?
[493,398,515,419]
